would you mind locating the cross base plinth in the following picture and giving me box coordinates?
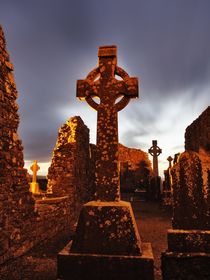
[57,201,154,279]
[161,229,210,280]
[70,201,142,255]
[57,241,154,280]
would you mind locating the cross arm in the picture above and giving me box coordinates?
[77,79,100,100]
[124,77,139,98]
[76,79,88,100]
[76,79,99,111]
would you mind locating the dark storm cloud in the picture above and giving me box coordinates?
[0,0,210,168]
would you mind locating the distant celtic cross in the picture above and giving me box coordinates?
[148,140,162,177]
[167,156,173,169]
[30,160,40,183]
[77,46,138,201]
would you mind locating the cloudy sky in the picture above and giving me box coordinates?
[1,0,210,176]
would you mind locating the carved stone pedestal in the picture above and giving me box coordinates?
[57,201,154,280]
[58,243,153,280]
[162,229,210,280]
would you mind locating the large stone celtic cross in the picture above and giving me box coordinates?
[77,46,138,201]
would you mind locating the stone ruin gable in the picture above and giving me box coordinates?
[47,116,93,219]
[171,150,210,230]
[0,26,36,262]
[118,143,152,190]
[185,106,210,152]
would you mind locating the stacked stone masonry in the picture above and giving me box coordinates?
[0,25,36,263]
[0,26,76,266]
[185,106,210,152]
[47,116,95,225]
[185,106,210,193]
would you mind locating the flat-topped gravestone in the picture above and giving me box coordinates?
[57,45,154,280]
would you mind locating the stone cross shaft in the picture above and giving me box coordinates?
[77,46,138,201]
[148,140,162,177]
[30,160,40,183]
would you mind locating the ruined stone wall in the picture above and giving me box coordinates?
[118,143,152,190]
[34,196,72,242]
[185,106,210,191]
[47,116,94,225]
[0,26,36,263]
[0,26,79,266]
[185,106,210,152]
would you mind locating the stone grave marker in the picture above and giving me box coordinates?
[148,140,162,200]
[167,155,173,169]
[29,160,40,194]
[162,151,210,279]
[57,45,154,280]
[148,140,162,177]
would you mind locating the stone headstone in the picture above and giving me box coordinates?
[57,46,154,280]
[162,107,210,279]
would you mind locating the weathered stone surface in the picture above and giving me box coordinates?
[71,201,142,255]
[162,107,210,279]
[77,45,138,201]
[185,106,210,152]
[0,26,79,266]
[58,45,154,279]
[0,25,36,262]
[118,143,152,191]
[185,106,210,194]
[73,45,142,253]
[162,252,210,280]
[47,116,94,226]
[167,229,210,253]
[171,151,207,230]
